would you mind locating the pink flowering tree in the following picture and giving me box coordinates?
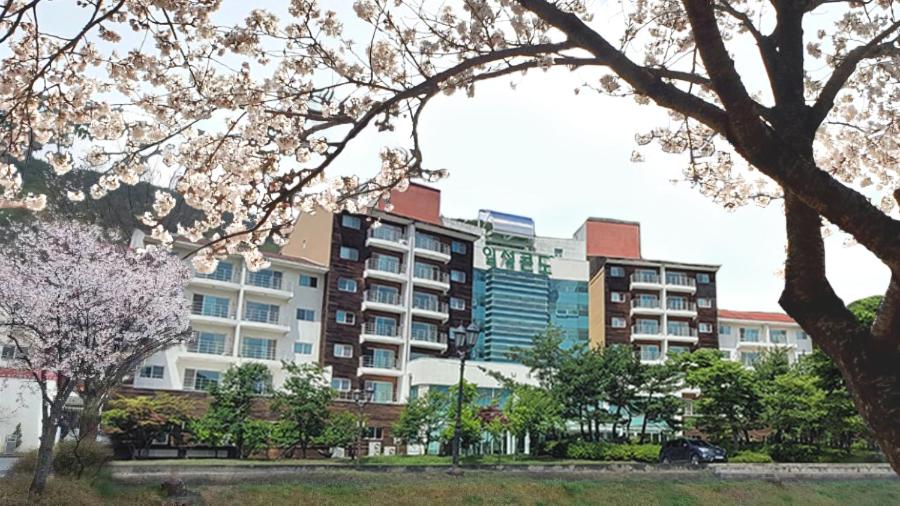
[0,221,190,494]
[0,0,897,471]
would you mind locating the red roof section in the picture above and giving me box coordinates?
[584,218,641,259]
[718,309,796,324]
[377,182,441,225]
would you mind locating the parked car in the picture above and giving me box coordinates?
[659,438,727,465]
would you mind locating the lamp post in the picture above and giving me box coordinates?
[352,383,375,468]
[450,322,480,472]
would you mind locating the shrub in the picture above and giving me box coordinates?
[565,442,660,463]
[566,441,607,460]
[768,443,820,463]
[625,444,662,463]
[730,451,774,463]
[11,440,113,478]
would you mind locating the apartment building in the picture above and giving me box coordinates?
[129,231,328,392]
[717,310,813,366]
[286,184,479,408]
[582,218,720,363]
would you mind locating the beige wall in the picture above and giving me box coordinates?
[588,269,606,350]
[281,210,334,266]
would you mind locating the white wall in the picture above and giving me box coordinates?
[406,357,539,390]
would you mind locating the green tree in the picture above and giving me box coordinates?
[191,363,272,459]
[632,363,683,444]
[440,382,482,453]
[762,371,826,445]
[797,349,866,451]
[752,348,792,386]
[600,345,643,441]
[392,390,447,455]
[848,296,883,328]
[478,406,509,458]
[503,384,564,454]
[315,411,359,457]
[270,363,335,458]
[101,394,192,459]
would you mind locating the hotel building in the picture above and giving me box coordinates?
[582,218,721,363]
[717,310,813,366]
[127,232,328,392]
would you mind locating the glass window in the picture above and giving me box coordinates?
[451,241,467,254]
[698,322,713,333]
[244,301,280,324]
[609,266,625,277]
[246,269,283,290]
[718,325,732,335]
[450,297,466,310]
[199,261,234,282]
[342,215,362,229]
[667,321,692,336]
[770,329,788,343]
[370,316,398,337]
[363,427,385,439]
[610,292,626,303]
[365,380,394,403]
[334,343,354,358]
[697,298,712,308]
[450,270,466,283]
[338,277,358,292]
[741,351,760,367]
[413,292,439,311]
[796,330,808,340]
[611,316,627,328]
[331,377,351,391]
[193,370,220,391]
[635,318,659,334]
[370,223,404,242]
[697,273,711,284]
[294,342,313,355]
[139,365,164,379]
[370,253,401,273]
[241,337,276,360]
[640,345,660,361]
[554,248,564,257]
[635,293,659,308]
[188,331,226,355]
[296,308,315,321]
[740,328,760,342]
[299,274,318,287]
[339,246,359,261]
[193,294,230,318]
[336,310,355,325]
[411,321,439,342]
[1,344,16,360]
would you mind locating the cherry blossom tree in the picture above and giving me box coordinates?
[0,0,897,470]
[0,220,190,494]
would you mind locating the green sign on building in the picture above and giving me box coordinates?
[483,246,552,275]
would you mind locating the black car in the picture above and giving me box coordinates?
[658,438,727,465]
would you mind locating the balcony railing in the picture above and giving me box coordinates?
[412,298,449,314]
[246,271,283,290]
[632,324,661,336]
[185,332,232,355]
[360,355,400,370]
[240,341,277,361]
[740,334,761,343]
[365,257,405,275]
[336,389,397,404]
[632,298,661,309]
[362,321,402,337]
[666,300,697,311]
[243,307,282,325]
[364,290,402,306]
[368,226,406,243]
[665,275,696,287]
[667,326,699,337]
[415,235,451,255]
[631,272,660,284]
[410,329,448,344]
[191,302,234,319]
[413,266,450,283]
[770,334,788,344]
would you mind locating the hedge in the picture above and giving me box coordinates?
[565,442,661,463]
[730,451,773,463]
[12,441,113,478]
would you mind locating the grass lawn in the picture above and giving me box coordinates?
[2,471,899,505]
[108,455,585,467]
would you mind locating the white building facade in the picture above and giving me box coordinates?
[717,310,813,366]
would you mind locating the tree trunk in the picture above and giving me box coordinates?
[639,410,649,444]
[29,420,58,494]
[78,392,104,442]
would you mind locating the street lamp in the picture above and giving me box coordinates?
[450,322,480,472]
[352,383,375,468]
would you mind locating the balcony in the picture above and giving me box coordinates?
[190,303,237,327]
[363,257,408,283]
[409,329,448,351]
[244,271,293,299]
[666,326,699,343]
[630,272,662,290]
[184,332,233,356]
[412,265,451,292]
[241,306,290,333]
[630,298,663,316]
[665,274,697,293]
[631,324,663,341]
[362,290,406,314]
[191,263,239,289]
[360,321,405,346]
[414,235,451,262]
[665,300,697,317]
[411,298,450,322]
[359,355,403,377]
[366,226,409,253]
[335,389,399,404]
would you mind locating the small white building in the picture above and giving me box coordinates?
[717,310,813,366]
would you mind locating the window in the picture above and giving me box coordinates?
[192,294,230,318]
[609,266,625,277]
[1,344,16,360]
[411,321,439,342]
[697,298,713,308]
[363,427,385,439]
[796,330,808,340]
[365,380,394,403]
[299,274,318,288]
[718,325,732,335]
[251,378,271,395]
[554,247,564,257]
[336,310,356,325]
[640,345,661,361]
[633,269,659,283]
[697,273,711,284]
[246,269,283,290]
[770,329,787,344]
[199,261,234,282]
[739,327,760,342]
[610,292,626,303]
[450,270,466,283]
[338,277,358,292]
[635,293,659,308]
[339,246,359,261]
[331,377,351,391]
[684,399,694,417]
[342,215,362,229]
[413,291,440,312]
[450,297,466,310]
[611,316,627,328]
[139,365,164,379]
[451,241,467,254]
[187,331,227,355]
[184,369,220,391]
[334,343,354,358]
[244,301,280,324]
[369,316,398,337]
[667,321,692,336]
[370,223,404,242]
[370,253,401,273]
[741,351,760,367]
[634,318,659,334]
[667,296,690,310]
[668,345,691,356]
[241,337,276,360]
[698,322,713,333]
[294,342,313,355]
[665,271,691,286]
[296,308,316,321]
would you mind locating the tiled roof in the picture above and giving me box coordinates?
[718,309,796,324]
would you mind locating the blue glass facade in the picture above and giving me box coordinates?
[472,268,588,361]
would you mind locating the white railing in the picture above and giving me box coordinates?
[360,355,400,370]
[368,226,406,243]
[412,298,449,314]
[667,326,698,337]
[362,321,402,337]
[366,257,405,274]
[632,324,661,335]
[631,272,660,284]
[413,266,450,283]
[632,298,661,309]
[666,300,697,311]
[364,290,402,306]
[665,275,696,287]
[415,235,451,255]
